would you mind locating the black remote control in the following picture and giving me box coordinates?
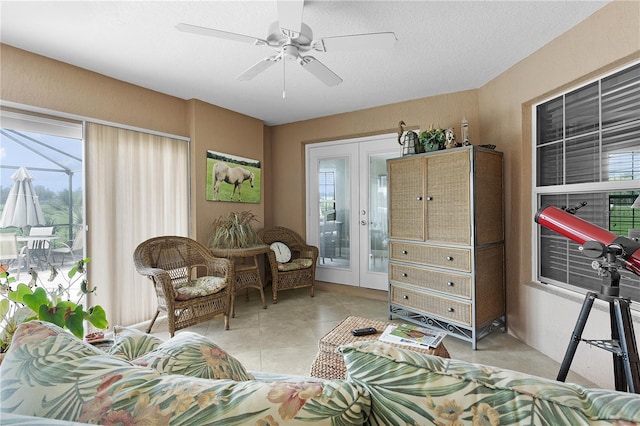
[351,327,377,336]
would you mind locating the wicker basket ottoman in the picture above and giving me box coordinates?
[309,315,450,380]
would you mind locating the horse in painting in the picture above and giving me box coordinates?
[213,162,255,202]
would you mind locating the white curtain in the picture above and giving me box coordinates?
[85,123,189,328]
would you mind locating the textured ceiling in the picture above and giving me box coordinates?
[0,1,609,125]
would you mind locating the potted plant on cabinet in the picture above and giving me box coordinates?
[419,126,447,152]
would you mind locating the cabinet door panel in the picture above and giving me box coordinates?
[425,151,471,244]
[388,156,425,240]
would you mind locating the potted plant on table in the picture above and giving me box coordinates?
[0,258,109,359]
[208,211,262,250]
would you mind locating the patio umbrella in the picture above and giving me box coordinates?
[0,166,46,229]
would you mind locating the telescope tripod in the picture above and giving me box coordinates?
[557,261,640,393]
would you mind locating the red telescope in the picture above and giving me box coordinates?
[535,205,640,276]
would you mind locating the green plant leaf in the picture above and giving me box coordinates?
[85,305,109,330]
[0,298,10,320]
[21,287,49,313]
[65,304,85,339]
[38,304,66,328]
[8,283,33,305]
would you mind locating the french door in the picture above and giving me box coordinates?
[306,133,399,290]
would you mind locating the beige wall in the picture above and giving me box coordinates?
[269,90,480,232]
[0,44,187,137]
[186,99,265,243]
[478,0,640,388]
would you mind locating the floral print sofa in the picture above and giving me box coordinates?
[1,321,640,425]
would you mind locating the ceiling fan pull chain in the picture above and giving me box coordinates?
[282,59,286,99]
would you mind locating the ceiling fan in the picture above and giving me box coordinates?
[176,0,397,90]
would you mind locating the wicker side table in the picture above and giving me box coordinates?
[210,245,269,318]
[310,316,450,380]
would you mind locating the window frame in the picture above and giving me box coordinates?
[532,61,640,305]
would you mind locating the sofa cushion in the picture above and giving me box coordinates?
[340,340,640,426]
[108,325,163,360]
[1,321,371,425]
[132,331,255,381]
[174,275,227,301]
[277,258,313,271]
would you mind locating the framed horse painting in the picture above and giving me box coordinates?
[206,150,261,203]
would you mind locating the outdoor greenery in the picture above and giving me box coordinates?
[0,258,108,353]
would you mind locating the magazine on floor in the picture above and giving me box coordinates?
[379,323,446,349]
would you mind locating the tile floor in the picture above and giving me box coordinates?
[146,282,597,387]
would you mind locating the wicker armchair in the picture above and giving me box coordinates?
[257,226,318,303]
[133,236,234,336]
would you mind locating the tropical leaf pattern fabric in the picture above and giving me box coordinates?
[108,325,162,360]
[0,321,371,425]
[132,331,255,381]
[339,341,640,426]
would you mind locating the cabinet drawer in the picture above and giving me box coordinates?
[390,242,471,272]
[391,285,472,326]
[390,264,472,298]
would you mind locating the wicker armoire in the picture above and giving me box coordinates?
[387,146,505,349]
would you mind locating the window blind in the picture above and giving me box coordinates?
[534,62,640,304]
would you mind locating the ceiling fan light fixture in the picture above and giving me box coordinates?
[178,0,394,89]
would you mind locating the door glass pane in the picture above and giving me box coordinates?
[318,157,349,269]
[0,121,84,295]
[369,155,390,273]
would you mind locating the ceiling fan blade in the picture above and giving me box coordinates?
[236,55,281,81]
[313,32,397,52]
[277,0,304,37]
[299,56,342,87]
[176,23,268,46]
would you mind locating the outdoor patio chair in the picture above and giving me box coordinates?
[257,226,318,303]
[0,233,26,279]
[26,226,54,265]
[51,231,84,265]
[133,236,234,336]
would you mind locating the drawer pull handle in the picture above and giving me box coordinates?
[402,250,408,255]
[447,307,455,313]
[447,281,454,286]
[426,196,433,201]
[403,295,409,300]
[446,256,453,261]
[402,273,407,277]
[416,196,423,201]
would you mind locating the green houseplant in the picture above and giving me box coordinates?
[208,211,262,250]
[0,258,108,354]
[419,126,446,152]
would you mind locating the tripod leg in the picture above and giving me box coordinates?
[611,300,627,392]
[613,299,640,393]
[557,292,596,382]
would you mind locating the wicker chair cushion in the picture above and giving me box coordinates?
[277,258,313,272]
[133,331,255,381]
[174,276,227,301]
[109,326,163,361]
